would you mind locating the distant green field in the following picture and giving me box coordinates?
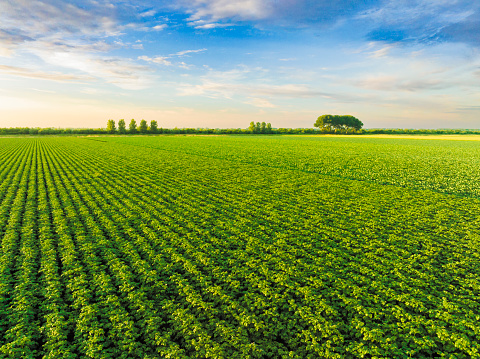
[107,135,480,197]
[0,136,479,358]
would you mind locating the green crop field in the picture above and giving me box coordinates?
[0,135,479,358]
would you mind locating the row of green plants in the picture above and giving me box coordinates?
[0,137,478,357]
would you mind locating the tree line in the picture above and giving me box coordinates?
[1,115,480,136]
[248,122,273,134]
[106,119,158,134]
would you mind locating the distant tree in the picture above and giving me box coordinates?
[255,122,261,133]
[266,123,272,133]
[249,121,255,133]
[118,119,126,134]
[149,120,158,133]
[106,119,116,134]
[139,119,148,134]
[315,115,363,132]
[260,122,266,133]
[129,119,137,134]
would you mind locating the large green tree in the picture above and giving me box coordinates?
[139,119,148,134]
[314,115,363,132]
[129,119,137,134]
[118,119,126,134]
[149,120,158,133]
[249,121,255,133]
[260,122,266,133]
[106,119,116,134]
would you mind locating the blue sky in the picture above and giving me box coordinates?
[0,0,479,129]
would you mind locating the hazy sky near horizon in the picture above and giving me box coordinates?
[1,0,479,129]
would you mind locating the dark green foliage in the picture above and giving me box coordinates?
[266,122,272,133]
[249,121,255,133]
[315,114,364,131]
[128,119,137,134]
[260,122,266,133]
[118,119,126,134]
[149,120,158,133]
[139,119,148,134]
[106,119,116,134]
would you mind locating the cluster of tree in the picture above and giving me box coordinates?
[314,115,364,131]
[248,122,273,134]
[106,119,159,134]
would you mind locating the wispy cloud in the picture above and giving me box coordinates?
[349,44,480,94]
[354,75,451,92]
[0,29,33,57]
[138,48,206,69]
[178,66,336,101]
[140,10,157,18]
[152,24,168,31]
[186,0,270,22]
[361,0,480,46]
[368,44,395,58]
[121,23,168,32]
[174,48,207,57]
[0,65,93,82]
[0,1,160,89]
[189,22,231,30]
[138,56,172,66]
[455,105,480,112]
[178,0,379,29]
[28,47,154,89]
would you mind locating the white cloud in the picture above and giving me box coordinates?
[27,48,154,90]
[179,62,194,70]
[153,24,168,31]
[138,49,206,69]
[121,23,168,32]
[174,48,207,57]
[140,10,157,18]
[369,44,395,58]
[139,56,172,66]
[188,21,231,29]
[175,0,272,29]
[0,1,159,90]
[187,0,270,22]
